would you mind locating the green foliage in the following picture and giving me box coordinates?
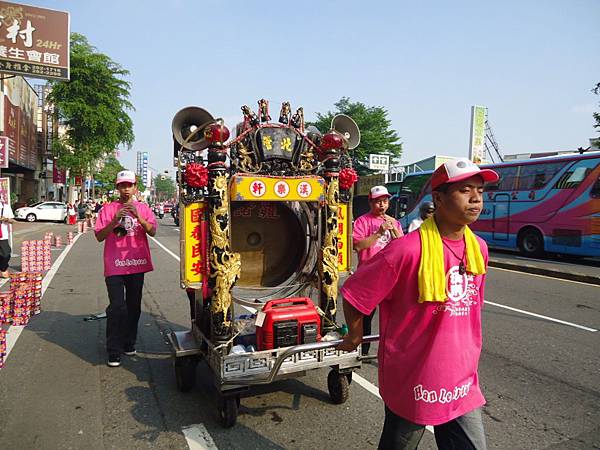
[593,83,600,134]
[48,33,134,177]
[309,97,402,175]
[94,155,124,193]
[154,175,175,200]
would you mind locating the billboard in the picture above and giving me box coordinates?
[468,105,487,163]
[2,75,38,169]
[0,1,70,80]
[369,154,389,171]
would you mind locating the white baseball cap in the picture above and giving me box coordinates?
[116,170,136,185]
[369,185,391,200]
[430,158,498,191]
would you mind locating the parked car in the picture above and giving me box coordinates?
[15,201,68,223]
[163,203,174,214]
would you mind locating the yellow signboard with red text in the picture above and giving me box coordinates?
[181,202,206,288]
[230,175,325,202]
[337,203,351,272]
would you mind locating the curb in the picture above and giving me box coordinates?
[488,259,600,286]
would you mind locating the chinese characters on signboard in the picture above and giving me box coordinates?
[0,136,8,168]
[2,75,38,169]
[469,105,487,164]
[337,204,350,272]
[256,128,297,161]
[0,1,70,80]
[183,203,206,288]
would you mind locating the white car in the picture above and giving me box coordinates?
[15,202,68,223]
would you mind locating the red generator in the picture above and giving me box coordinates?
[256,297,321,350]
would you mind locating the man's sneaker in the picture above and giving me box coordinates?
[107,353,121,367]
[123,347,136,356]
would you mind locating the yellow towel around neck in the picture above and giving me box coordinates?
[417,217,486,303]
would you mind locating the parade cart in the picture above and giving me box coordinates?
[168,99,377,427]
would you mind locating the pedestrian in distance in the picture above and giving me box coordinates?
[338,158,499,450]
[408,201,435,233]
[0,192,15,278]
[95,170,157,367]
[352,185,403,354]
[67,203,77,225]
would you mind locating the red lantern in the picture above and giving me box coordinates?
[203,123,230,144]
[185,163,209,188]
[339,168,359,190]
[320,132,344,151]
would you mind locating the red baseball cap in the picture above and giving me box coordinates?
[430,158,498,191]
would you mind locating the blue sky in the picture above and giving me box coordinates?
[31,0,600,175]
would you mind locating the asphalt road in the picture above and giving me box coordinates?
[0,217,598,449]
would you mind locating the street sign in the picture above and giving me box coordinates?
[369,154,389,171]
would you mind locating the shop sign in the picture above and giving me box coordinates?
[0,136,8,168]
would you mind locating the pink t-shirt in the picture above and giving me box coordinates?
[353,212,403,265]
[341,231,488,425]
[95,201,157,277]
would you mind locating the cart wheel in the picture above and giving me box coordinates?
[328,369,350,404]
[174,356,197,392]
[218,396,238,428]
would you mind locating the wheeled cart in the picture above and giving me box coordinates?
[169,98,373,427]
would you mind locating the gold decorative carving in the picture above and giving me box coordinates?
[320,177,339,317]
[209,174,241,326]
[236,140,259,172]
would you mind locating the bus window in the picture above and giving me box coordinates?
[591,176,600,198]
[554,159,600,189]
[397,174,430,213]
[485,166,518,191]
[517,162,563,190]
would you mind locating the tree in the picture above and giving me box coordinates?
[154,175,175,201]
[48,33,134,200]
[94,155,124,195]
[593,83,600,146]
[310,97,402,175]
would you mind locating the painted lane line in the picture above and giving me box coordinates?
[182,424,218,450]
[489,266,600,287]
[174,228,180,232]
[149,235,181,261]
[486,301,597,332]
[4,232,84,361]
[150,236,433,434]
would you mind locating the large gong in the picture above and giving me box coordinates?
[231,201,309,288]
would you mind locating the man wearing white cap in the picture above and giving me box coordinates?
[352,185,403,354]
[95,170,157,367]
[338,158,499,449]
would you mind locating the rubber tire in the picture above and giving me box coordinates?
[26,213,36,222]
[174,356,197,392]
[328,369,350,405]
[519,228,544,257]
[218,396,238,428]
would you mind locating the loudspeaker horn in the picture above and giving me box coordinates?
[171,106,215,151]
[331,114,361,150]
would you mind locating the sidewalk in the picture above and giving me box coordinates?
[488,251,600,285]
[0,230,188,449]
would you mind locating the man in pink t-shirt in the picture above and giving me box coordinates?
[353,185,402,354]
[339,159,499,449]
[95,170,157,368]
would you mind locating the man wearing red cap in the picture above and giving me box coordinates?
[352,185,403,354]
[95,170,157,367]
[339,158,498,449]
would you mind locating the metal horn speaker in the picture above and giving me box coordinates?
[171,106,215,151]
[331,114,361,150]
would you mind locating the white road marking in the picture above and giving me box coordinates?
[174,228,180,232]
[486,301,597,332]
[182,424,218,450]
[489,266,600,287]
[149,235,181,261]
[4,232,84,361]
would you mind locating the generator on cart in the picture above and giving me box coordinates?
[167,99,377,427]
